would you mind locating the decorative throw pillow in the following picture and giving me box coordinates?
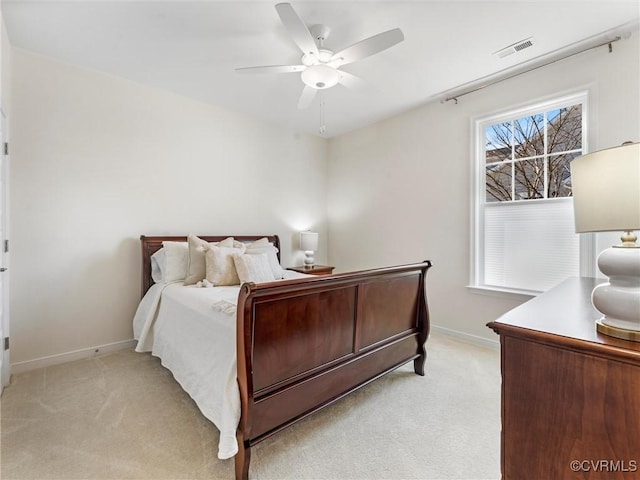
[160,241,189,282]
[205,244,247,286]
[245,237,285,279]
[233,253,276,284]
[184,235,234,285]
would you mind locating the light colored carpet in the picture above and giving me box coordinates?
[1,333,500,480]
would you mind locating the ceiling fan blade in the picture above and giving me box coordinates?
[275,3,319,57]
[337,70,367,90]
[297,85,317,109]
[330,28,404,67]
[236,65,306,74]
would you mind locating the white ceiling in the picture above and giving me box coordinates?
[2,1,639,137]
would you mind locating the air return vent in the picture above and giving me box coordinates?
[494,37,534,59]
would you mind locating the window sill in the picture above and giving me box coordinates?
[467,285,539,299]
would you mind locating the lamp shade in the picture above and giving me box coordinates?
[570,142,640,233]
[300,231,319,251]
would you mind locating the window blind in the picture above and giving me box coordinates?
[484,199,579,292]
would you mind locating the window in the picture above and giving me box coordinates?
[472,92,591,295]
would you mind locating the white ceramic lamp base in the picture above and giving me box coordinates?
[304,251,315,266]
[592,245,640,342]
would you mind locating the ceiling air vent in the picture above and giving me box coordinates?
[494,37,534,59]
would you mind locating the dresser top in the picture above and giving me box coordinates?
[487,277,640,361]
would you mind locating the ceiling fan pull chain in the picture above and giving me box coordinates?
[319,100,326,135]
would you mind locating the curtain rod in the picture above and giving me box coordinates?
[442,36,622,104]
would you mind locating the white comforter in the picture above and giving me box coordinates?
[132,272,308,460]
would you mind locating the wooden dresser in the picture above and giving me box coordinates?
[487,277,640,480]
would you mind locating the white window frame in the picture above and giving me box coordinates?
[470,91,595,297]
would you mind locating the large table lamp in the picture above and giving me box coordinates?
[570,141,640,342]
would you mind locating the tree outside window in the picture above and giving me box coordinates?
[485,105,582,203]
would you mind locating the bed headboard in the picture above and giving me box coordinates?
[140,234,281,298]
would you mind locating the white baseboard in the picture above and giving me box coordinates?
[11,339,137,375]
[430,324,500,350]
[8,328,497,375]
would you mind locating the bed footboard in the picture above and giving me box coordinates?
[235,261,432,480]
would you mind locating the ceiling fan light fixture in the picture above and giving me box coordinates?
[301,64,340,89]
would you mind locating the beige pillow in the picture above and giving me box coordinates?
[184,235,234,285]
[233,253,276,284]
[245,237,285,279]
[205,244,247,286]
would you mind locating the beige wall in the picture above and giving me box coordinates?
[9,31,640,366]
[10,49,328,365]
[326,35,640,344]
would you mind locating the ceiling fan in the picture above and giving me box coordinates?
[236,2,405,109]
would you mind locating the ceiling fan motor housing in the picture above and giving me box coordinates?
[301,48,335,66]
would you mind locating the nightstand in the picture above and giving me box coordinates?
[287,265,334,275]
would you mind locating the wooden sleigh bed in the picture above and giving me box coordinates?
[139,234,432,480]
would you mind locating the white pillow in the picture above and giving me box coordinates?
[160,241,189,282]
[150,248,166,283]
[205,244,247,286]
[184,235,235,285]
[245,237,285,279]
[233,253,276,284]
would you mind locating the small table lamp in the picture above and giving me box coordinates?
[570,141,640,342]
[300,231,319,266]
